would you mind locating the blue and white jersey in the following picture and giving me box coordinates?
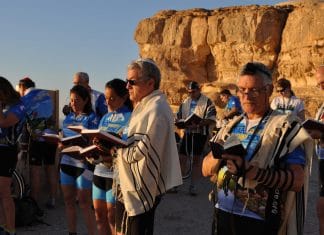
[21,88,56,140]
[61,111,99,168]
[94,105,132,178]
[91,89,107,118]
[216,115,305,220]
[225,96,242,114]
[0,101,26,147]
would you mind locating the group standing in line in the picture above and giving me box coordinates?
[0,60,323,235]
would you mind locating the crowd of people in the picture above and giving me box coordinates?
[0,60,323,235]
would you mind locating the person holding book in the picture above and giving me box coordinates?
[62,72,107,118]
[219,89,242,121]
[60,85,99,235]
[0,77,26,235]
[202,62,312,235]
[176,81,216,195]
[114,58,182,235]
[91,79,132,235]
[270,78,305,121]
[305,65,324,235]
[18,77,58,210]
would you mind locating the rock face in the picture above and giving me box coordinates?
[134,1,324,116]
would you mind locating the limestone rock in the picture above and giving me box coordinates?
[134,2,324,116]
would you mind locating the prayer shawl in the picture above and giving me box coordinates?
[180,94,215,120]
[179,94,216,135]
[117,90,183,216]
[215,110,313,235]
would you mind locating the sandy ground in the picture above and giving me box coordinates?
[16,156,319,235]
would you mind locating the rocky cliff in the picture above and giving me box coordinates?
[134,1,324,116]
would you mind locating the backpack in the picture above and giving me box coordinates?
[14,196,41,227]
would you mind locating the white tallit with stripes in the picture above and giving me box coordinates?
[216,110,313,235]
[117,90,183,216]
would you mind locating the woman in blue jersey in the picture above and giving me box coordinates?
[91,79,132,235]
[0,77,26,235]
[60,85,99,235]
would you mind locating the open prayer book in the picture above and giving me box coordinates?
[61,145,99,159]
[80,129,127,147]
[66,125,85,133]
[42,133,85,145]
[175,113,203,129]
[209,135,247,159]
[302,119,324,132]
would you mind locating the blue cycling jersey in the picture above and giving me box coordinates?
[0,101,26,146]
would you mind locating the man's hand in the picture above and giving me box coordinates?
[222,153,245,175]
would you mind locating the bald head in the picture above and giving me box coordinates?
[316,65,324,90]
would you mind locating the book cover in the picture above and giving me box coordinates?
[67,125,84,133]
[209,135,246,159]
[175,113,203,129]
[61,145,100,159]
[302,119,324,132]
[81,129,127,147]
[42,133,85,145]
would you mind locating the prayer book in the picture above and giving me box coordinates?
[80,129,127,147]
[175,113,203,129]
[302,119,324,132]
[209,135,246,159]
[61,145,99,159]
[66,125,84,133]
[42,133,85,145]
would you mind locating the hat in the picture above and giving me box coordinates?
[187,81,199,90]
[276,78,291,91]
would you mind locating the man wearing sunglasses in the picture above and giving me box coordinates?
[176,81,216,195]
[202,62,312,235]
[305,65,324,235]
[115,58,182,235]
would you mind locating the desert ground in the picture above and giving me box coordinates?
[17,156,319,235]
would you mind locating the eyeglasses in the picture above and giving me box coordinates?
[126,78,145,86]
[237,86,267,98]
[276,88,286,93]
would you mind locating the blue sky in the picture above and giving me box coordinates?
[0,0,282,116]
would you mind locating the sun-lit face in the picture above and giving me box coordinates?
[126,69,154,105]
[237,75,272,119]
[105,87,126,112]
[220,94,229,103]
[70,92,88,114]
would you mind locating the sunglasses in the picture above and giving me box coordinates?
[126,78,145,86]
[276,88,286,93]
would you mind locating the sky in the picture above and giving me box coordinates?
[0,0,283,118]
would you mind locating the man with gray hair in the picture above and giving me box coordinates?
[115,58,182,235]
[202,62,312,235]
[63,72,107,117]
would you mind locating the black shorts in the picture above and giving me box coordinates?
[179,132,207,156]
[29,141,57,166]
[116,196,161,235]
[93,174,113,191]
[0,145,18,177]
